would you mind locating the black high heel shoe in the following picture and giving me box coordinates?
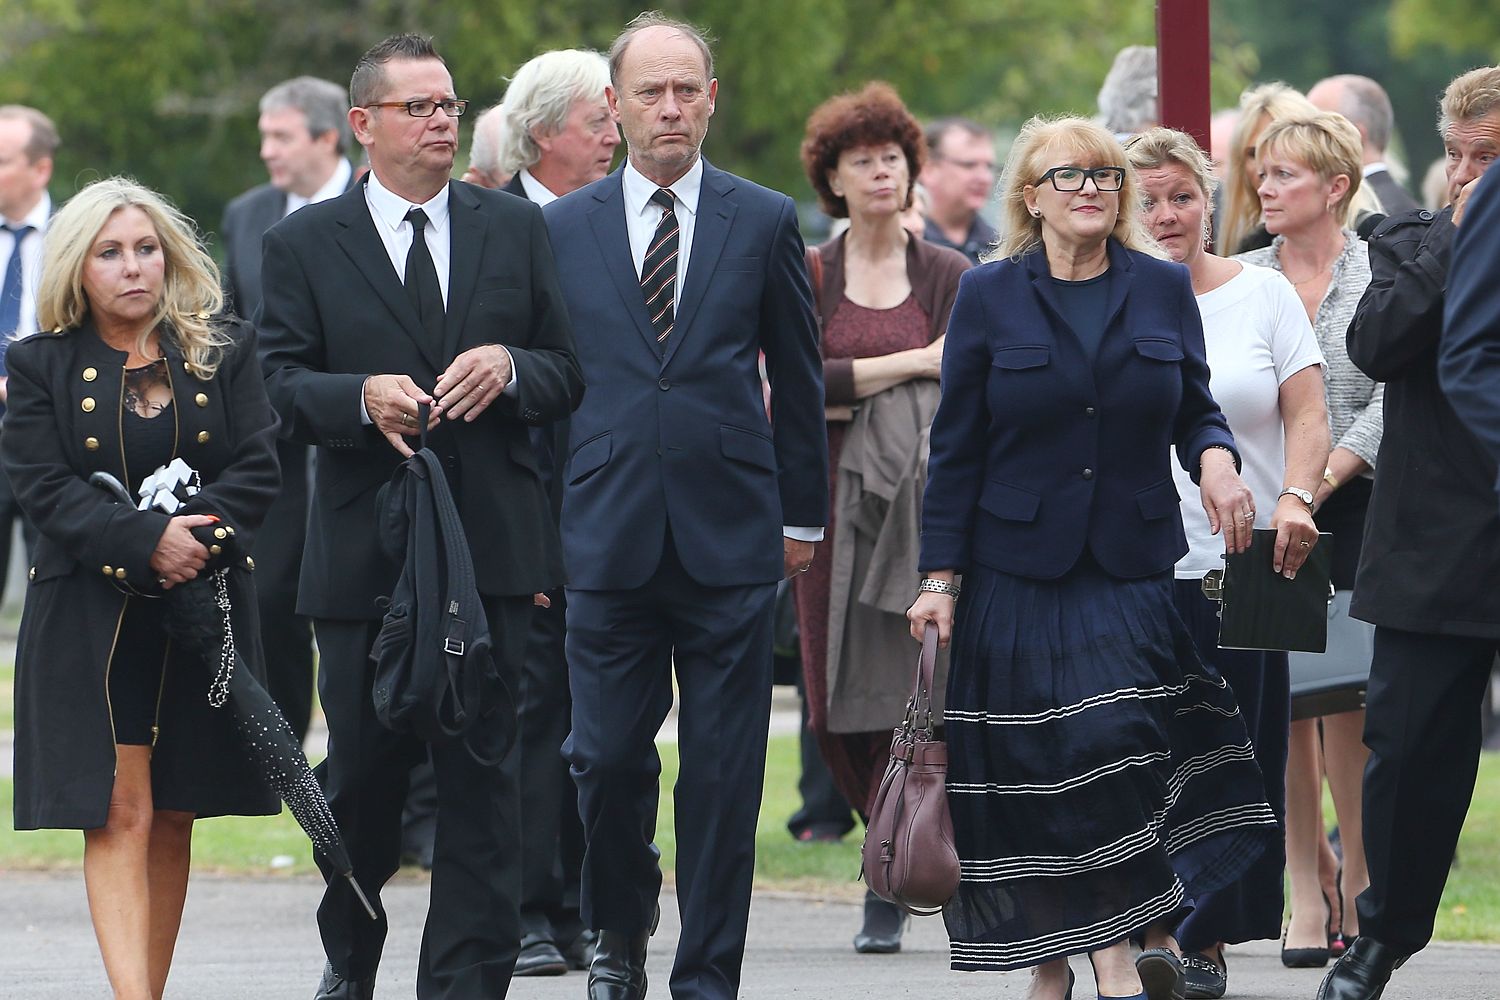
[852,890,907,954]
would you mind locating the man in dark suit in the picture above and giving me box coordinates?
[222,75,354,742]
[257,33,582,1000]
[1322,67,1500,1000]
[543,14,827,1000]
[1310,74,1420,216]
[488,46,619,979]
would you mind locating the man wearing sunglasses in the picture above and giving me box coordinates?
[257,32,583,1000]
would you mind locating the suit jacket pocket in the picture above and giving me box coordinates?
[568,432,612,485]
[720,424,777,471]
[1133,338,1184,363]
[991,345,1050,370]
[29,542,76,584]
[977,479,1041,522]
[1135,478,1181,520]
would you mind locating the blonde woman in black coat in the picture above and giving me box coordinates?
[2,177,280,999]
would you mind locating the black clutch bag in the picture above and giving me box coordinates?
[1201,529,1333,653]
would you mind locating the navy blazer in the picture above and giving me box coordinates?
[1442,167,1500,503]
[543,161,828,590]
[920,240,1236,580]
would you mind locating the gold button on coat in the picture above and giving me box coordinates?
[114,568,126,580]
[197,430,211,444]
[214,527,227,540]
[81,397,96,412]
[28,567,35,581]
[209,544,222,556]
[84,437,100,451]
[246,556,255,570]
[195,393,208,407]
[82,367,98,382]
[101,565,113,576]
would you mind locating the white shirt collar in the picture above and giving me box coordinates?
[286,159,354,217]
[1362,162,1388,179]
[622,157,703,219]
[6,191,50,231]
[518,168,559,207]
[364,167,450,235]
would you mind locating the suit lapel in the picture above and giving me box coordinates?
[331,182,444,372]
[664,162,736,368]
[586,172,660,359]
[443,181,484,362]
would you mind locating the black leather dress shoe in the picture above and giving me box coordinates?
[852,890,907,954]
[514,935,569,977]
[587,928,650,1000]
[313,961,376,1000]
[1316,937,1406,1000]
[563,929,600,971]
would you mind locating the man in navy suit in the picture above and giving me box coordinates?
[543,13,828,1000]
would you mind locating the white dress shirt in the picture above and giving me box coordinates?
[358,169,515,424]
[2,192,51,341]
[517,168,560,208]
[619,158,821,542]
[285,157,353,217]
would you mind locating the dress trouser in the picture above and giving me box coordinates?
[254,438,316,740]
[518,585,587,945]
[1357,626,1499,955]
[313,594,532,999]
[565,537,777,1000]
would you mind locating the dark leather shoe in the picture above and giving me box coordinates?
[1316,936,1406,1000]
[1134,947,1185,1000]
[587,929,650,1000]
[313,962,375,1000]
[514,935,568,977]
[852,890,907,954]
[563,929,599,971]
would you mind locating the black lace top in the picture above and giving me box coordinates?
[121,357,177,494]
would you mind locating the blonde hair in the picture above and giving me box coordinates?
[1221,83,1318,254]
[1439,65,1500,138]
[1255,112,1364,225]
[35,178,229,378]
[1126,126,1217,250]
[995,115,1158,262]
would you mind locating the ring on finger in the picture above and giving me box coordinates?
[1299,539,1311,548]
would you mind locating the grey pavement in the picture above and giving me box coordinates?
[3,871,1498,998]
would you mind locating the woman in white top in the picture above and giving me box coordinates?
[1130,128,1328,1000]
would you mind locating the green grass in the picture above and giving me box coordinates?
[6,732,1499,940]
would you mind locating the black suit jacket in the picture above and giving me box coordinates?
[1365,167,1420,218]
[1443,169,1500,513]
[258,176,583,619]
[1349,207,1500,638]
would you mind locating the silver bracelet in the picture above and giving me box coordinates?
[918,578,961,598]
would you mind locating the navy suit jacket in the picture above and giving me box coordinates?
[543,161,828,590]
[920,240,1236,580]
[1442,167,1500,502]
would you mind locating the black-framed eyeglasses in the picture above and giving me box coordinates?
[1036,165,1126,192]
[364,99,469,118]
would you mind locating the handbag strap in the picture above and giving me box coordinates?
[906,623,940,734]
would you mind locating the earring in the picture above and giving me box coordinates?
[1031,209,1041,218]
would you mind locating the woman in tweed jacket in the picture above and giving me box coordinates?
[1235,111,1382,970]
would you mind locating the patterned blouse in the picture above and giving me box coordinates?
[1235,230,1383,470]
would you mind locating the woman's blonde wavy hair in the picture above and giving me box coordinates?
[35,177,229,378]
[994,115,1159,262]
[1220,83,1318,255]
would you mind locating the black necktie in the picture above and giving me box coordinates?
[641,189,678,347]
[404,208,444,342]
[0,224,34,339]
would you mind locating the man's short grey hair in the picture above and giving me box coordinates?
[468,104,507,178]
[0,105,59,161]
[1097,45,1158,136]
[497,49,610,175]
[925,117,992,159]
[1318,74,1395,152]
[608,11,714,87]
[260,76,352,154]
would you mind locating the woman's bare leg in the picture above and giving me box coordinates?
[1321,710,1371,938]
[83,745,155,1000]
[1284,718,1328,950]
[146,810,194,998]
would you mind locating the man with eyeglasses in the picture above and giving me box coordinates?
[920,117,998,264]
[257,32,582,1000]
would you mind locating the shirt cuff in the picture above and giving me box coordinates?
[784,526,825,542]
[500,346,519,397]
[359,377,372,425]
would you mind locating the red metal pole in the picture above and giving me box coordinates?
[1157,0,1211,151]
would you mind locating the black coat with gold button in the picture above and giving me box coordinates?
[1,316,282,830]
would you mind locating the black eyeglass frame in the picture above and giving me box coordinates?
[1035,165,1127,192]
[363,99,469,118]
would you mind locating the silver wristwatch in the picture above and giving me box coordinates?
[1279,486,1314,508]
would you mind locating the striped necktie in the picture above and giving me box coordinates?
[641,189,678,347]
[0,224,34,339]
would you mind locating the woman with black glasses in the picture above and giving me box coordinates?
[908,116,1279,1000]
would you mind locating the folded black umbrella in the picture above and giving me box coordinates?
[90,470,375,920]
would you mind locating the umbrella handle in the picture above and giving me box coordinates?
[88,471,134,506]
[344,872,378,921]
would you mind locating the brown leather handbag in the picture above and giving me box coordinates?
[861,623,961,915]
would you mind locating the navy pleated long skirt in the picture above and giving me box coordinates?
[942,558,1280,972]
